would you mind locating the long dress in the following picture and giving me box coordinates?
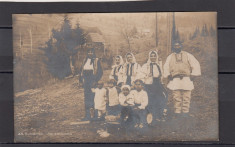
[142,60,168,121]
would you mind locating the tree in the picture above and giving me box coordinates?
[119,22,137,52]
[209,25,216,37]
[190,27,200,40]
[130,26,138,37]
[201,24,209,37]
[175,29,181,43]
[171,13,182,48]
[41,16,86,79]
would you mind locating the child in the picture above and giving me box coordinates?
[106,79,120,116]
[131,79,148,128]
[92,81,107,120]
[119,85,135,126]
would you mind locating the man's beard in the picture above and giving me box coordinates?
[174,48,182,53]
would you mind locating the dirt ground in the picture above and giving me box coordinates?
[14,69,218,143]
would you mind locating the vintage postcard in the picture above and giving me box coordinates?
[13,12,218,142]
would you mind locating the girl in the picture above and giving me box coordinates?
[141,51,168,123]
[120,53,141,86]
[79,48,103,121]
[109,55,124,85]
[92,81,107,120]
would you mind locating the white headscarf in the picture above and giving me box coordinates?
[112,55,124,68]
[121,85,131,91]
[125,52,136,63]
[147,50,159,64]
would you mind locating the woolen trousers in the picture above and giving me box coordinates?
[172,90,191,113]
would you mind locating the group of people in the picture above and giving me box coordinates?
[79,42,201,128]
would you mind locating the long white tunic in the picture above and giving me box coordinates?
[119,93,135,106]
[93,88,107,110]
[131,90,148,109]
[109,65,123,83]
[141,62,161,84]
[119,63,142,85]
[83,58,94,70]
[163,51,201,90]
[108,87,119,106]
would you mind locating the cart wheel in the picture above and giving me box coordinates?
[146,113,153,124]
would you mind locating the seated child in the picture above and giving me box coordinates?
[131,79,148,128]
[106,79,121,116]
[92,81,107,120]
[119,85,135,124]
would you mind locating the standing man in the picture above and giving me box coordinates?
[163,42,201,117]
[79,48,103,121]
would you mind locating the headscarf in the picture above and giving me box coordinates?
[112,55,124,68]
[121,85,131,91]
[125,52,136,63]
[147,50,159,64]
[147,50,162,77]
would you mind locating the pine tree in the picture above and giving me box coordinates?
[209,25,216,37]
[41,16,86,79]
[175,29,181,43]
[201,24,209,37]
[190,27,200,40]
[204,24,209,36]
[171,13,177,48]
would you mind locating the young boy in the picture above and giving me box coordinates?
[106,79,120,116]
[92,81,107,120]
[131,79,148,128]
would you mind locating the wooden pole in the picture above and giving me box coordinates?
[29,27,33,54]
[166,13,170,55]
[155,13,158,47]
[20,31,23,58]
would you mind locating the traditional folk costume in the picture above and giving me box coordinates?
[106,86,120,116]
[141,51,168,121]
[131,89,148,125]
[109,55,124,85]
[163,51,201,114]
[119,53,142,86]
[119,85,135,127]
[79,49,103,120]
[92,87,107,118]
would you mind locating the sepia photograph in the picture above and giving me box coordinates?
[13,12,218,142]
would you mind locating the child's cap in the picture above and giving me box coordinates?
[121,85,131,91]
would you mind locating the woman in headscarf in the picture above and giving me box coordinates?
[120,53,142,86]
[109,55,124,85]
[141,50,168,123]
[79,48,103,121]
